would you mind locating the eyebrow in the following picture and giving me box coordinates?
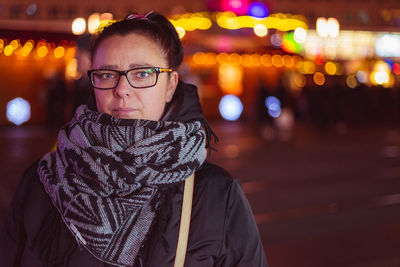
[95,63,155,69]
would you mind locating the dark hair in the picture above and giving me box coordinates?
[90,12,183,69]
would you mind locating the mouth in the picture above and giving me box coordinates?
[112,107,138,118]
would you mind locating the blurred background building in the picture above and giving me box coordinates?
[0,0,399,127]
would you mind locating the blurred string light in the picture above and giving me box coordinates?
[170,13,212,32]
[219,94,243,121]
[10,39,20,50]
[272,54,283,67]
[216,12,307,31]
[4,44,13,56]
[21,40,34,56]
[6,97,31,126]
[297,60,315,74]
[282,55,294,67]
[72,17,86,35]
[37,44,48,58]
[0,39,4,54]
[53,46,65,58]
[265,96,281,118]
[191,52,304,69]
[261,54,272,67]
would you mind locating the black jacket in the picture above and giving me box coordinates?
[0,161,267,267]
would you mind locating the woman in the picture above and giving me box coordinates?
[0,12,267,267]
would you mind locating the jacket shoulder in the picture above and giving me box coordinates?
[196,161,234,188]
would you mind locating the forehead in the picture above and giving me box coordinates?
[92,33,167,68]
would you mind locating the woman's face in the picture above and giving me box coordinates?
[92,33,178,120]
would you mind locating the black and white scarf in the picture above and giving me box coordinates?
[38,105,207,266]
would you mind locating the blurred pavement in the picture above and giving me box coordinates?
[1,121,400,267]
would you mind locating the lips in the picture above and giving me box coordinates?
[112,107,138,118]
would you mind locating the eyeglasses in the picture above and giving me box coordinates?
[87,67,173,90]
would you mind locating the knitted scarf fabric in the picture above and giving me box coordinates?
[38,105,207,266]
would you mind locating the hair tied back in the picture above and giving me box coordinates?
[124,11,154,21]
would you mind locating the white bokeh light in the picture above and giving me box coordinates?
[72,17,86,35]
[219,95,243,121]
[7,97,31,126]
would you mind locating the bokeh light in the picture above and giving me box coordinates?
[229,53,242,65]
[88,13,100,34]
[265,96,281,118]
[193,52,207,64]
[218,64,243,94]
[294,73,307,88]
[26,4,37,16]
[254,24,268,37]
[72,17,86,35]
[248,2,269,18]
[282,32,302,53]
[219,94,243,121]
[37,45,48,58]
[356,70,367,83]
[294,27,307,43]
[316,17,328,38]
[6,97,31,126]
[313,72,326,86]
[282,55,294,67]
[327,18,340,38]
[53,46,65,58]
[272,54,283,67]
[175,26,186,39]
[4,45,13,56]
[217,53,229,64]
[346,75,358,88]
[22,40,34,57]
[324,61,337,75]
[261,54,272,67]
[393,63,400,75]
[271,33,282,47]
[10,39,20,50]
[221,0,250,15]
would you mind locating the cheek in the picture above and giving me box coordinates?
[94,90,113,113]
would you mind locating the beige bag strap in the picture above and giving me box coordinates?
[173,173,195,267]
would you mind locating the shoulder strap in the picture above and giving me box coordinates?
[174,173,195,267]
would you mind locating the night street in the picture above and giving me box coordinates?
[1,121,399,266]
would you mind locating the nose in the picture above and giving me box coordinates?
[113,75,133,98]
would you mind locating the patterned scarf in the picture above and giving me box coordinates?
[38,105,207,266]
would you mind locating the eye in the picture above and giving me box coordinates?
[135,68,155,79]
[94,71,116,80]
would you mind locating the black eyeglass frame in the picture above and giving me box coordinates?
[87,66,173,90]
